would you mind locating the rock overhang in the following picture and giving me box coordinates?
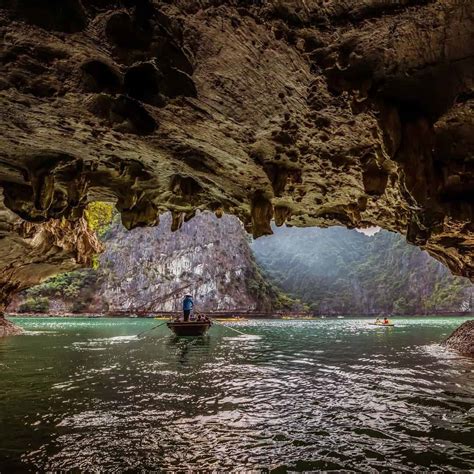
[0,0,473,307]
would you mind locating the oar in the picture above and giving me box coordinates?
[194,308,256,337]
[211,318,250,336]
[136,320,168,338]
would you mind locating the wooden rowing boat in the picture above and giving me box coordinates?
[166,320,212,336]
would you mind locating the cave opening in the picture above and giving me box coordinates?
[6,201,473,322]
[124,62,162,103]
[158,67,198,99]
[80,60,122,93]
[1,0,474,470]
[10,0,88,33]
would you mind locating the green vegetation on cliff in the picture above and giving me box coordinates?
[18,296,49,314]
[251,226,473,315]
[84,202,115,238]
[21,270,97,313]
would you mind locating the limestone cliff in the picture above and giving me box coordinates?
[94,212,281,311]
[0,1,473,333]
[9,212,282,313]
[252,226,474,315]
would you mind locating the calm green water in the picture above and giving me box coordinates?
[1,317,473,472]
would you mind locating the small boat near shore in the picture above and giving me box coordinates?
[369,323,395,327]
[167,320,212,336]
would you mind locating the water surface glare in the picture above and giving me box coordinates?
[1,317,473,471]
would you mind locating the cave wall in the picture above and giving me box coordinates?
[0,0,473,310]
[0,197,102,316]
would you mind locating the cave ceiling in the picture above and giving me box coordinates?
[0,0,473,298]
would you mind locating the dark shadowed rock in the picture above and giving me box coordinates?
[445,320,474,356]
[0,316,23,336]
[7,0,88,33]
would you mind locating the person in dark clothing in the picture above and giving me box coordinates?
[183,294,194,321]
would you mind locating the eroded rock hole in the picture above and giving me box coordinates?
[81,60,121,93]
[105,11,152,49]
[362,164,389,197]
[111,96,157,135]
[153,38,194,76]
[124,63,162,104]
[8,0,88,33]
[170,175,202,198]
[159,67,197,99]
[88,94,157,135]
[2,182,48,223]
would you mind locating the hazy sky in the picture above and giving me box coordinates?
[355,227,381,236]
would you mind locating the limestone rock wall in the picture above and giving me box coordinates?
[0,198,102,310]
[0,316,23,336]
[93,212,275,312]
[252,225,474,315]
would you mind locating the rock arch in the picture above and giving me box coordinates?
[0,0,473,334]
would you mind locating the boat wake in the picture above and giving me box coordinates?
[23,330,58,336]
[223,335,261,341]
[72,335,138,350]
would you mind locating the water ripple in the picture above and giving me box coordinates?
[1,317,473,471]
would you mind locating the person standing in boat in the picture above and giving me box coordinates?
[182,294,194,322]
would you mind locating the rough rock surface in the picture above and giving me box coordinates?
[0,1,473,309]
[95,212,278,311]
[445,320,474,356]
[0,196,102,332]
[0,197,102,307]
[0,316,24,336]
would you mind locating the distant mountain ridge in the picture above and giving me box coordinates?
[251,226,473,315]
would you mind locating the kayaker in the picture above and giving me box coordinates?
[383,317,390,325]
[183,294,194,322]
[375,318,381,325]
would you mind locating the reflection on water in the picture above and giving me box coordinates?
[0,317,473,471]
